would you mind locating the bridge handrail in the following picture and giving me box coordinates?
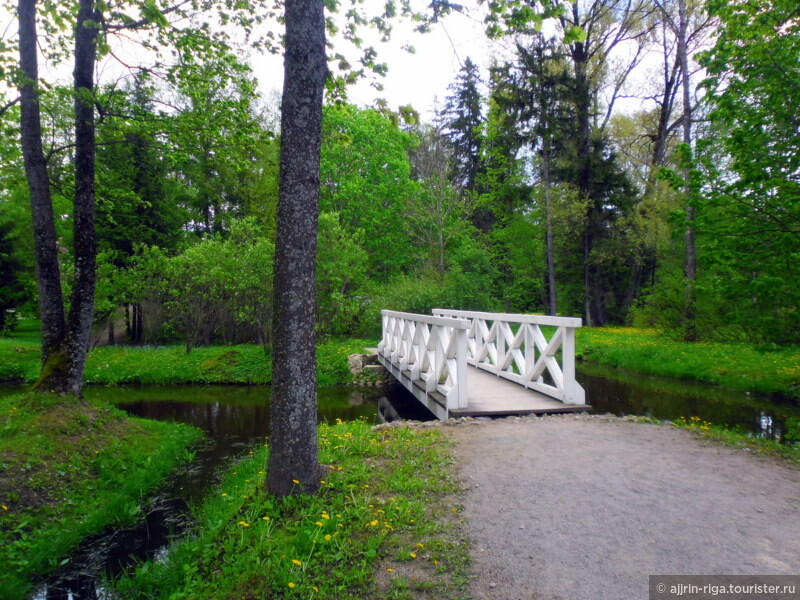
[431,308,586,405]
[378,310,470,413]
[381,309,471,329]
[432,309,582,329]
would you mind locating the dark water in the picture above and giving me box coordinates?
[3,367,797,599]
[577,363,800,442]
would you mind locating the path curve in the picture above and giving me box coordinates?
[445,414,800,600]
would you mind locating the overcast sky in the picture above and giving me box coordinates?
[248,4,493,123]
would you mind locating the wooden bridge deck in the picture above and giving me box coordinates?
[450,366,590,417]
[378,354,590,419]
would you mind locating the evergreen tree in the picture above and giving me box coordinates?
[439,57,484,196]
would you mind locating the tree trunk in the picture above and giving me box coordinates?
[266,0,326,498]
[19,0,99,395]
[570,21,594,326]
[61,0,100,393]
[542,145,557,316]
[18,0,66,365]
[677,0,697,341]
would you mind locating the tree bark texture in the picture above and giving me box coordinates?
[542,146,557,316]
[677,0,697,340]
[19,0,99,394]
[267,0,326,497]
[63,0,100,393]
[18,0,66,363]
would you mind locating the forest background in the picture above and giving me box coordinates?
[1,0,798,349]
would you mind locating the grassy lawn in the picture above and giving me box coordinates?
[0,392,202,599]
[113,420,471,600]
[577,327,800,399]
[0,319,375,387]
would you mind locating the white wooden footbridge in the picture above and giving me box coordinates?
[377,309,589,420]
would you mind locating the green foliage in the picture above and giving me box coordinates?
[125,218,275,348]
[439,57,484,194]
[316,212,369,337]
[0,393,202,598]
[166,46,276,236]
[0,220,27,334]
[370,245,498,335]
[111,421,469,599]
[95,77,187,260]
[687,0,800,344]
[320,105,419,279]
[492,213,546,312]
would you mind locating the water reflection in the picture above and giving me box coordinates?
[578,363,799,441]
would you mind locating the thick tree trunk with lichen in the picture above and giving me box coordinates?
[18,0,65,369]
[266,0,326,497]
[18,0,99,395]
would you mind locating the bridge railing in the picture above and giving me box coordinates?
[432,309,586,405]
[378,310,470,411]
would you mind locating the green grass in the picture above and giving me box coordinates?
[0,320,375,387]
[672,415,800,467]
[0,392,202,599]
[577,327,800,399]
[113,420,471,600]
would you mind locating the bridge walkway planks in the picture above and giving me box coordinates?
[449,365,590,418]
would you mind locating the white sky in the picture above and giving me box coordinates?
[248,5,493,122]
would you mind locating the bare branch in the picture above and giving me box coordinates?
[0,96,21,117]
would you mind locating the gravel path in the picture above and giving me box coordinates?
[445,415,800,600]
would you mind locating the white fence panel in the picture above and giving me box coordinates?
[432,309,585,405]
[378,310,470,416]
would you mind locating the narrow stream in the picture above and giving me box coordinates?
[2,365,797,599]
[22,384,425,600]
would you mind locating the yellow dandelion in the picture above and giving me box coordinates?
[315,521,323,527]
[325,534,332,541]
[313,586,319,592]
[410,553,417,559]
[238,521,250,527]
[292,559,302,566]
[292,479,300,484]
[288,582,295,588]
[262,516,271,521]
[221,493,228,497]
[387,568,394,572]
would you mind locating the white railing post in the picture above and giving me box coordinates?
[452,326,468,409]
[561,325,585,405]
